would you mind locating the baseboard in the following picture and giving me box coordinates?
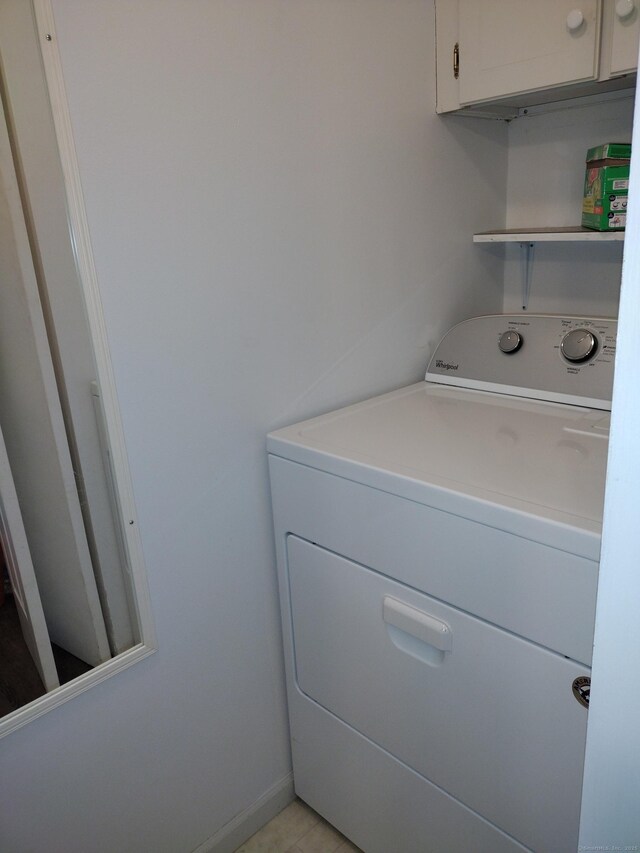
[192,772,295,853]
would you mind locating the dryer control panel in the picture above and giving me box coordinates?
[426,314,617,410]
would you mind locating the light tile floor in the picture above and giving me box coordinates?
[234,798,362,853]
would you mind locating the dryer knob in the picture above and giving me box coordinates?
[498,330,523,354]
[561,328,598,363]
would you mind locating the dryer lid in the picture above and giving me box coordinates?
[270,381,609,531]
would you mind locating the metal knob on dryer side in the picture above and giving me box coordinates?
[498,330,523,354]
[561,328,598,363]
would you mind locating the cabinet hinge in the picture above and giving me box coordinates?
[453,42,459,79]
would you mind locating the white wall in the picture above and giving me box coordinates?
[503,94,634,317]
[0,3,506,852]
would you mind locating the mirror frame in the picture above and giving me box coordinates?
[0,0,156,739]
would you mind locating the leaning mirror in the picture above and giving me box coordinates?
[0,0,155,735]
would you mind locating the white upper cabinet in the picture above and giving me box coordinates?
[436,0,638,115]
[458,0,601,106]
[606,0,640,76]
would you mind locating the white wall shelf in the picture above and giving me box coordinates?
[474,227,625,310]
[473,226,625,243]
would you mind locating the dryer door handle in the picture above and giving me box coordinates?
[383,596,452,652]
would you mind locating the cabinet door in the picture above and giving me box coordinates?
[458,0,601,106]
[609,0,640,76]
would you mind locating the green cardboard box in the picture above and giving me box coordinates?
[582,142,631,231]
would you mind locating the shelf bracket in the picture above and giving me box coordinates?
[520,241,535,311]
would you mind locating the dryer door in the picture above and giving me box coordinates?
[287,534,590,853]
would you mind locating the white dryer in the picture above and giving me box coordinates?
[268,314,616,853]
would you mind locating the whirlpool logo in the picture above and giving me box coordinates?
[435,359,459,371]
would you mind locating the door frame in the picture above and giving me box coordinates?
[578,57,640,850]
[0,422,60,694]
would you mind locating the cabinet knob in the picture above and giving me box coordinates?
[566,9,585,31]
[616,0,635,19]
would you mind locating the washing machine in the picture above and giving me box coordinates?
[268,314,616,853]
